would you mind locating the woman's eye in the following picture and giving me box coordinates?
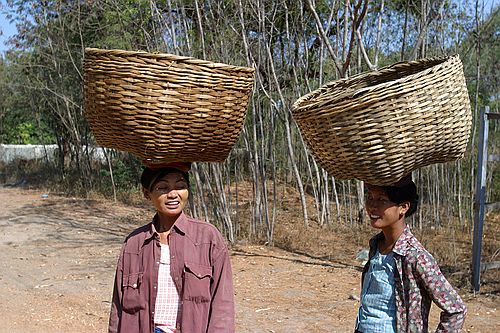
[177,179,188,185]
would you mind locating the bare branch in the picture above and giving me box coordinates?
[306,0,343,76]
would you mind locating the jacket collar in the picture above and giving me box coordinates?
[392,226,416,256]
[369,226,415,257]
[147,212,189,241]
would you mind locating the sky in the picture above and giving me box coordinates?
[0,0,499,55]
[0,0,17,54]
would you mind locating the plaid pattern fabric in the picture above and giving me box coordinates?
[154,244,181,332]
[356,250,397,333]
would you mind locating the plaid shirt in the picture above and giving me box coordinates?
[362,227,467,332]
[154,244,180,332]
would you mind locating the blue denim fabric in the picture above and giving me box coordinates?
[355,250,397,333]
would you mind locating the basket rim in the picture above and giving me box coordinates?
[84,47,255,74]
[292,54,460,113]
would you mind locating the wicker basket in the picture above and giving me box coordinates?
[84,48,255,167]
[292,55,472,185]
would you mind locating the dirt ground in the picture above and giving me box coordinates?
[0,186,498,333]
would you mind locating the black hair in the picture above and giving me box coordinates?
[140,167,190,192]
[382,181,419,217]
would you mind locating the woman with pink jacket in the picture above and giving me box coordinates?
[109,163,235,333]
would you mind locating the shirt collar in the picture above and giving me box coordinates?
[172,212,188,235]
[392,226,414,256]
[147,212,188,241]
[369,226,414,257]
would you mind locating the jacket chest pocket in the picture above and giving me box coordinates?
[183,262,212,304]
[122,272,146,313]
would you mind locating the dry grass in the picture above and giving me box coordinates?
[1,162,498,296]
[231,182,500,297]
[271,214,500,296]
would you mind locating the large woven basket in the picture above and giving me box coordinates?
[84,48,255,167]
[292,55,472,185]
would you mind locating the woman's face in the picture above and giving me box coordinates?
[144,171,189,219]
[365,185,408,230]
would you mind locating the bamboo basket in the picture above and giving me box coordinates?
[84,48,255,167]
[292,55,472,185]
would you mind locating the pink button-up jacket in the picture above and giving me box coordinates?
[109,212,235,333]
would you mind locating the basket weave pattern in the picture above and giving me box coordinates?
[292,55,472,185]
[84,48,255,167]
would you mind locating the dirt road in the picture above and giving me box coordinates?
[0,187,498,332]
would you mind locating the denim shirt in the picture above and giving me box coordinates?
[356,249,397,333]
[108,212,235,333]
[360,227,467,333]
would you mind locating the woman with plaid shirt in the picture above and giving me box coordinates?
[355,176,466,333]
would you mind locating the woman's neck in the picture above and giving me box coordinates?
[379,220,406,254]
[157,212,181,233]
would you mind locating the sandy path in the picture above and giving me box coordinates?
[0,187,497,332]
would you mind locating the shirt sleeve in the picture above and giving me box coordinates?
[207,239,235,333]
[414,250,467,332]
[108,245,124,333]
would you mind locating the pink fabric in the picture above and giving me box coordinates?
[154,244,181,332]
[108,212,235,333]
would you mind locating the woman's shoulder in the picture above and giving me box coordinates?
[183,216,226,242]
[402,232,437,265]
[186,216,222,232]
[123,223,153,244]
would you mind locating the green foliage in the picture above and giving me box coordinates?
[83,0,156,50]
[0,54,55,144]
[100,158,140,191]
[0,0,498,226]
[1,121,55,144]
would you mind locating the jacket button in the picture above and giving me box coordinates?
[132,283,137,288]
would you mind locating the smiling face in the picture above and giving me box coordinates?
[143,171,189,222]
[365,185,409,231]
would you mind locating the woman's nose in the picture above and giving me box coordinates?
[166,189,178,197]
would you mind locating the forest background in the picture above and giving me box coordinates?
[0,0,499,292]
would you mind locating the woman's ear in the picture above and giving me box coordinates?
[399,201,410,216]
[143,188,151,200]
